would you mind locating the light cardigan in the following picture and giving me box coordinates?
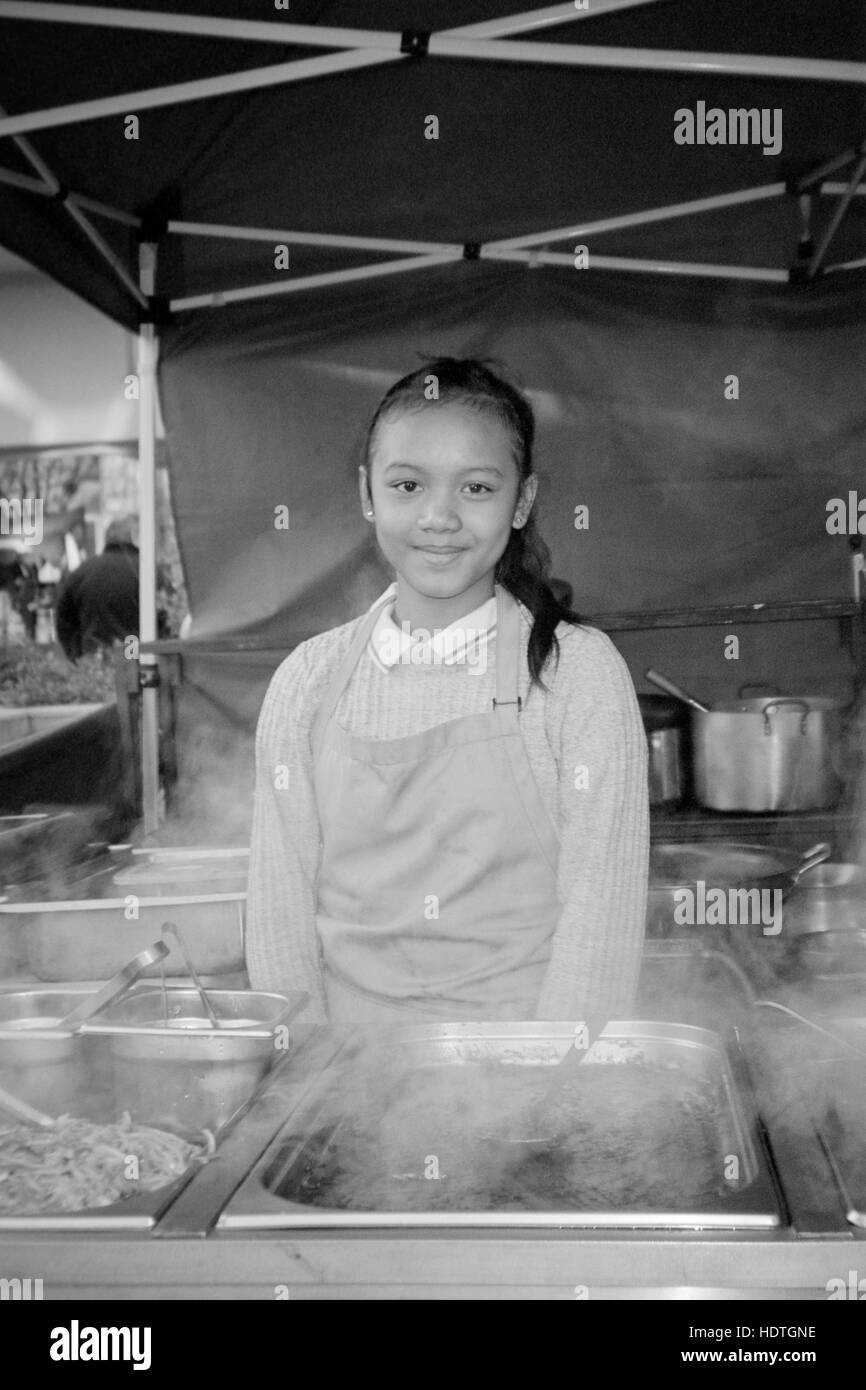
[246,603,649,1025]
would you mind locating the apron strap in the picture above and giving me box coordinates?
[493,584,521,713]
[310,596,389,753]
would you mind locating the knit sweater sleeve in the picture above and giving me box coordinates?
[245,632,348,1024]
[535,625,649,1022]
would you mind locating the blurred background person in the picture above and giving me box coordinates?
[55,515,142,661]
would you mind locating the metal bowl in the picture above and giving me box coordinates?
[81,986,307,1131]
[0,988,95,1116]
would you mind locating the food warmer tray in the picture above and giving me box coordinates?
[806,1019,866,1230]
[219,1020,784,1231]
[0,986,306,1232]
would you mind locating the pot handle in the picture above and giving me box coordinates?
[790,841,832,885]
[761,698,810,735]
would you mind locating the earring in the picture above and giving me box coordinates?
[366,510,374,519]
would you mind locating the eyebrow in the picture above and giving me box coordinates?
[380,461,505,476]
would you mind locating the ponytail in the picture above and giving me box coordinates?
[495,511,581,689]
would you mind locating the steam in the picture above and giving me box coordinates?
[274,1031,731,1216]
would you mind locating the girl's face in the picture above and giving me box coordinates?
[361,404,536,612]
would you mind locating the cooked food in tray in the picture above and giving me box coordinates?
[0,1112,215,1216]
[276,1060,729,1214]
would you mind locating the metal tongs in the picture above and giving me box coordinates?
[0,940,171,1129]
[161,921,222,1028]
[56,940,171,1031]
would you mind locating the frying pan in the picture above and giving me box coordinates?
[647,841,830,935]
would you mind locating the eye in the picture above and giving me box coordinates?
[392,480,421,494]
[464,482,493,495]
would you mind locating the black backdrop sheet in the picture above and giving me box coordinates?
[160,261,865,641]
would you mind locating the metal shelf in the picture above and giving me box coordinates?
[584,598,865,631]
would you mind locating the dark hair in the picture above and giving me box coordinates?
[364,356,581,687]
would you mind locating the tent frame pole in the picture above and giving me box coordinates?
[169,220,462,255]
[796,140,866,193]
[483,246,789,282]
[167,184,784,252]
[488,184,786,249]
[0,102,148,305]
[808,153,866,279]
[68,193,142,226]
[0,161,146,225]
[170,248,789,312]
[0,2,400,47]
[0,0,667,44]
[1,11,863,140]
[138,241,161,835]
[166,184,792,309]
[822,182,866,196]
[825,255,866,273]
[456,0,668,37]
[170,251,462,313]
[0,50,403,138]
[0,164,49,194]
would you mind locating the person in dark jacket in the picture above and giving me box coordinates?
[55,517,140,661]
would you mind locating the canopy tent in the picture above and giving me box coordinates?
[1,0,865,319]
[0,0,864,832]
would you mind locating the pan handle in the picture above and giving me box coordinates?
[790,842,832,885]
[761,698,810,735]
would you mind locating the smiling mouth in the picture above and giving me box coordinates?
[414,545,466,554]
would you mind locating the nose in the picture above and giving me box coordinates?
[416,493,461,532]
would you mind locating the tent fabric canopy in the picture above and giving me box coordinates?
[0,0,864,330]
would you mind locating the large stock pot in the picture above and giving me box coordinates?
[646,672,846,812]
[692,695,845,812]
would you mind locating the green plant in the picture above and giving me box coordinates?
[0,647,117,707]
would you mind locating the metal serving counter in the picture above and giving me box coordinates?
[1,1018,864,1298]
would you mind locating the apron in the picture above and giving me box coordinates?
[310,584,561,1024]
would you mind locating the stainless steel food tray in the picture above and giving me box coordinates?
[802,1018,866,1230]
[0,987,306,1231]
[219,1020,783,1230]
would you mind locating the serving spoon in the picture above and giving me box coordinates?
[0,1081,55,1128]
[480,1021,609,1150]
[645,668,711,714]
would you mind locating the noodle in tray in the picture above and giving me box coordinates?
[0,1111,216,1214]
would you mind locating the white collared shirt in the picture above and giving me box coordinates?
[368,582,497,673]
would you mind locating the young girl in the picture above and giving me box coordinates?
[246,358,648,1025]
